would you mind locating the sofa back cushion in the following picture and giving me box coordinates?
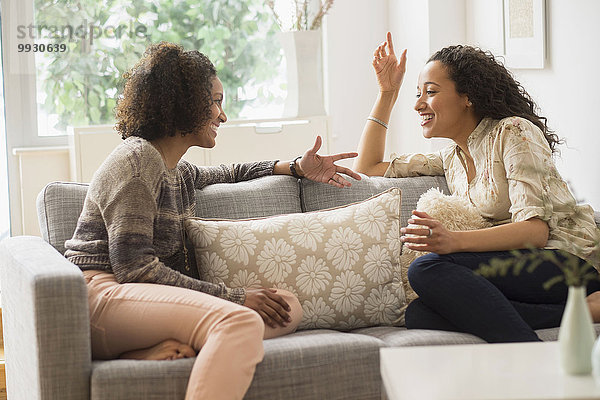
[301,174,450,228]
[195,175,302,219]
[37,176,303,254]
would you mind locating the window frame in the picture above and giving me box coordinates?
[2,0,68,236]
[2,0,68,147]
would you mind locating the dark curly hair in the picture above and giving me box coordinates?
[428,45,561,152]
[115,42,217,140]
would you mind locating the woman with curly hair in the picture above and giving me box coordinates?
[65,42,360,399]
[354,32,600,343]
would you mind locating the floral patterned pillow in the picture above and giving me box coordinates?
[185,188,404,330]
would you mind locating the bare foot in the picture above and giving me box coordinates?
[587,291,600,323]
[119,339,196,361]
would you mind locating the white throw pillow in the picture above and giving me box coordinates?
[400,188,493,307]
[185,188,404,330]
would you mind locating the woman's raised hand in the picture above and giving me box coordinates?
[373,32,407,93]
[298,136,362,188]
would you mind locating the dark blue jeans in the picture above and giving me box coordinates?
[405,250,600,343]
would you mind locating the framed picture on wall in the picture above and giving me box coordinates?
[503,0,546,69]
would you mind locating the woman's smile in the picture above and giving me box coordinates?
[419,113,434,126]
[210,122,219,135]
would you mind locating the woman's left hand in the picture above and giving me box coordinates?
[373,32,407,93]
[298,136,362,188]
[400,210,458,254]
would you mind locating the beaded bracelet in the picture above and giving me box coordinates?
[367,116,389,129]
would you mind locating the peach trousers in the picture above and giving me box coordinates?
[83,270,303,400]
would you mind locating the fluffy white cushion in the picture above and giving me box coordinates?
[185,188,404,330]
[399,188,493,310]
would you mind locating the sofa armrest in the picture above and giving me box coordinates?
[0,236,91,400]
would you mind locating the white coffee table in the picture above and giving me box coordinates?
[380,342,600,400]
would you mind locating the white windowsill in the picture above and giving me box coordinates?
[12,146,70,156]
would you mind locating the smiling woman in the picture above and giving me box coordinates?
[62,41,360,400]
[353,31,600,345]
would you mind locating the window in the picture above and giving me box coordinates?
[10,0,288,139]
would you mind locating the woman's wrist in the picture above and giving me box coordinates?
[372,90,399,118]
[273,159,304,177]
[227,286,246,305]
[452,231,468,253]
[378,89,400,102]
[289,156,304,178]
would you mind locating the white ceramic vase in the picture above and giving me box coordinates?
[278,30,325,118]
[558,286,596,375]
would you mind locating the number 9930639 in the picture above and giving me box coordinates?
[18,43,67,52]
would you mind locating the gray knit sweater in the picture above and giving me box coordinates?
[64,136,276,304]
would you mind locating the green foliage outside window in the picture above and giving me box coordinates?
[34,0,283,131]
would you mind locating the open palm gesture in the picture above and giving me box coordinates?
[298,136,362,188]
[372,32,407,92]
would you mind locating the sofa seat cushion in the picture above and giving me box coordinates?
[91,358,193,400]
[353,326,485,346]
[195,175,302,219]
[355,325,600,345]
[535,324,600,341]
[91,330,385,400]
[246,330,384,400]
[301,174,449,228]
[535,327,561,342]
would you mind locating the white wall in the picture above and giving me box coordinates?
[12,147,70,236]
[324,0,389,165]
[519,0,600,211]
[388,0,432,155]
[466,0,600,210]
[389,0,467,154]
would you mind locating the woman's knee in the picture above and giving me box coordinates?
[199,305,264,350]
[230,307,265,336]
[407,252,446,292]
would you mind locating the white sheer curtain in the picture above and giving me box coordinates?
[0,29,10,242]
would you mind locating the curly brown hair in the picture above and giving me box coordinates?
[428,45,561,152]
[115,42,217,141]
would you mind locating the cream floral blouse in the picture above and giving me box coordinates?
[384,117,600,269]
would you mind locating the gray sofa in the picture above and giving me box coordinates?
[2,174,599,400]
